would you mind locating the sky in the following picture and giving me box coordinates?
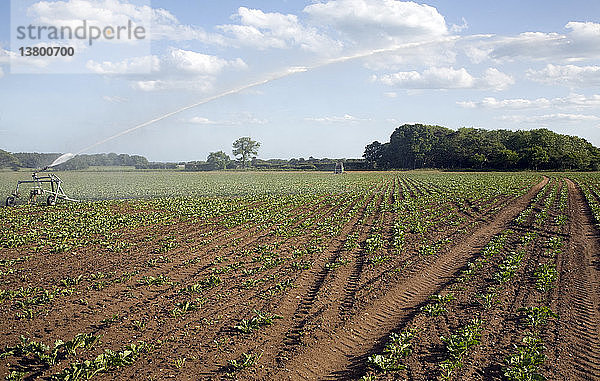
[1,0,600,162]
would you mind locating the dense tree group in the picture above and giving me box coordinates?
[52,153,150,170]
[0,152,150,170]
[207,151,231,170]
[0,149,21,170]
[364,124,600,171]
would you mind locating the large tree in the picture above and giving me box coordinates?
[232,137,261,168]
[207,151,231,170]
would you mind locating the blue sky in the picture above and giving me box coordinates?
[1,0,599,161]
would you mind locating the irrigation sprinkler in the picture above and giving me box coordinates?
[5,153,79,207]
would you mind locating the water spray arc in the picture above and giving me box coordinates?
[47,153,75,168]
[72,36,457,157]
[4,37,457,207]
[73,66,309,156]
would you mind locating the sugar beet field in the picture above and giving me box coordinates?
[1,171,600,380]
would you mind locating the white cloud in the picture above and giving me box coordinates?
[374,67,512,90]
[450,17,469,33]
[131,80,164,92]
[0,66,4,79]
[481,68,514,91]
[27,0,223,43]
[216,1,453,57]
[102,95,128,103]
[86,48,247,92]
[86,55,158,74]
[488,32,567,61]
[458,97,551,109]
[219,24,286,49]
[132,79,214,92]
[150,8,223,43]
[565,21,600,42]
[363,38,458,70]
[556,93,600,108]
[527,64,600,87]
[457,101,477,108]
[218,7,338,52]
[189,112,267,126]
[465,21,600,63]
[28,0,148,28]
[189,117,214,125]
[458,94,600,110]
[463,40,493,64]
[238,113,268,125]
[166,48,246,75]
[304,0,448,45]
[383,92,397,98]
[305,114,368,123]
[375,67,473,89]
[499,113,600,124]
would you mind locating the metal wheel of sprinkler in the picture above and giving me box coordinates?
[5,196,16,207]
[46,195,57,206]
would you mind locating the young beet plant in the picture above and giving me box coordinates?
[0,333,102,378]
[534,263,557,293]
[52,341,147,380]
[171,298,206,317]
[519,306,558,329]
[228,352,262,371]
[494,250,525,284]
[234,310,282,334]
[439,318,483,380]
[504,335,547,381]
[475,290,497,310]
[421,293,455,317]
[138,274,172,286]
[366,328,417,374]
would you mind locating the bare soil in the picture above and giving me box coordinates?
[1,175,599,380]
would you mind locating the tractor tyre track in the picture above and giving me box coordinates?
[279,181,391,349]
[555,179,600,380]
[272,177,548,380]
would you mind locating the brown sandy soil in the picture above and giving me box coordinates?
[3,174,600,380]
[554,179,600,380]
[269,177,548,380]
[334,176,599,381]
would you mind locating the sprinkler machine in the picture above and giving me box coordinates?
[5,153,79,207]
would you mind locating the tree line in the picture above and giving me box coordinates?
[4,128,599,172]
[186,137,368,171]
[364,124,600,171]
[0,151,150,170]
[188,137,261,170]
[0,137,263,171]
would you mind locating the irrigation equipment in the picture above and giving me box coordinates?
[6,172,78,207]
[5,153,79,207]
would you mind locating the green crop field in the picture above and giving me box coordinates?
[0,169,544,201]
[1,170,599,380]
[0,170,394,201]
